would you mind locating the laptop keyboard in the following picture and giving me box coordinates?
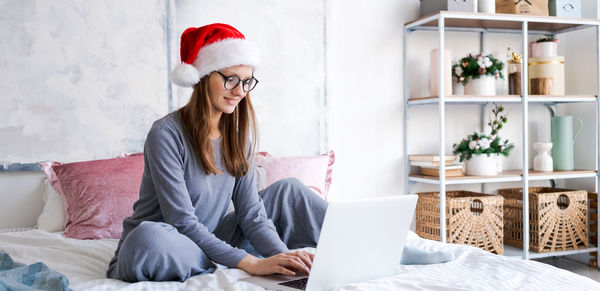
[278,277,308,290]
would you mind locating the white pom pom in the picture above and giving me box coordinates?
[170,63,200,87]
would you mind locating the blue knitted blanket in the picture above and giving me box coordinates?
[0,250,70,291]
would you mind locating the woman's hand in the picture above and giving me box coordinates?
[237,251,314,276]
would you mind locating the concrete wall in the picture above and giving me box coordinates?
[0,0,326,165]
[0,0,170,163]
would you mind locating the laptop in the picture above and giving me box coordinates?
[241,195,418,291]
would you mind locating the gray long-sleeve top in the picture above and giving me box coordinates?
[109,111,288,270]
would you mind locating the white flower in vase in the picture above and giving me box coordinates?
[484,57,492,67]
[477,56,493,68]
[469,140,478,150]
[478,138,491,150]
[454,66,463,76]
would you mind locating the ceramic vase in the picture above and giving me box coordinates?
[531,41,558,57]
[452,80,464,95]
[464,75,496,96]
[465,154,498,176]
[533,142,553,172]
[430,49,452,96]
[551,116,582,170]
[496,153,503,173]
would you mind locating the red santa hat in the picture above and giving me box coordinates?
[170,23,260,87]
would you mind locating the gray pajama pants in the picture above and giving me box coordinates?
[109,178,327,282]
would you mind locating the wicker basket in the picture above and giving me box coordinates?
[590,192,598,268]
[498,187,588,253]
[416,191,504,255]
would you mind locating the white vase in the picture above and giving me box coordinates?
[430,49,452,96]
[452,80,464,95]
[465,154,498,176]
[496,153,503,173]
[464,75,496,96]
[533,142,553,172]
[478,0,495,13]
[531,41,558,57]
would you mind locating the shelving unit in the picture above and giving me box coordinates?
[403,11,600,266]
[409,169,596,185]
[408,95,597,104]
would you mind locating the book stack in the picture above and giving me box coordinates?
[409,155,463,177]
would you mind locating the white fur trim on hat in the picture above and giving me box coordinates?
[170,38,260,88]
[194,38,260,79]
[170,63,201,87]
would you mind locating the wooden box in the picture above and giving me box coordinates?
[549,0,581,18]
[497,0,549,16]
[420,0,477,17]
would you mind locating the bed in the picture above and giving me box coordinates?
[1,153,600,290]
[1,228,599,290]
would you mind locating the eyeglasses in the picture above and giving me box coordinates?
[215,71,259,92]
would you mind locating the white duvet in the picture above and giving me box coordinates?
[0,229,598,291]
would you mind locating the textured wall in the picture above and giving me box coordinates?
[172,0,326,156]
[0,0,325,165]
[0,0,170,163]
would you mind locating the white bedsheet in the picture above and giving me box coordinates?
[0,229,598,290]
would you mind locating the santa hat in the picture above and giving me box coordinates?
[170,23,260,87]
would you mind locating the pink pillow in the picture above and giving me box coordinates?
[255,151,335,200]
[39,154,144,239]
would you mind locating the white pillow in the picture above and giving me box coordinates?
[35,178,66,232]
[255,165,268,192]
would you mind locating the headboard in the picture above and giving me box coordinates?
[0,171,45,228]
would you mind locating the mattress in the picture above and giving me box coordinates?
[0,229,598,290]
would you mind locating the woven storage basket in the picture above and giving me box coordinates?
[498,187,588,253]
[416,191,504,255]
[589,192,597,267]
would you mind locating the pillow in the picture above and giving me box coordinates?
[39,154,144,239]
[35,178,66,232]
[255,165,268,191]
[255,151,335,200]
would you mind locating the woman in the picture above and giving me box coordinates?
[106,23,327,282]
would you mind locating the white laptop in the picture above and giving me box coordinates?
[241,195,418,291]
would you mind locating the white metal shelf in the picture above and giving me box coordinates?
[406,11,600,33]
[408,95,522,105]
[407,95,597,106]
[504,245,599,259]
[528,95,598,103]
[403,11,600,266]
[409,170,597,184]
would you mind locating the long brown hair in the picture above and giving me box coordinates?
[179,74,257,177]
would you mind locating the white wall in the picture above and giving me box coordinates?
[0,0,169,163]
[0,0,326,165]
[326,0,418,199]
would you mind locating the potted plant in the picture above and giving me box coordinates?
[453,103,515,176]
[531,36,558,57]
[452,53,504,96]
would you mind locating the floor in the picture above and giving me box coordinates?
[536,257,600,282]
